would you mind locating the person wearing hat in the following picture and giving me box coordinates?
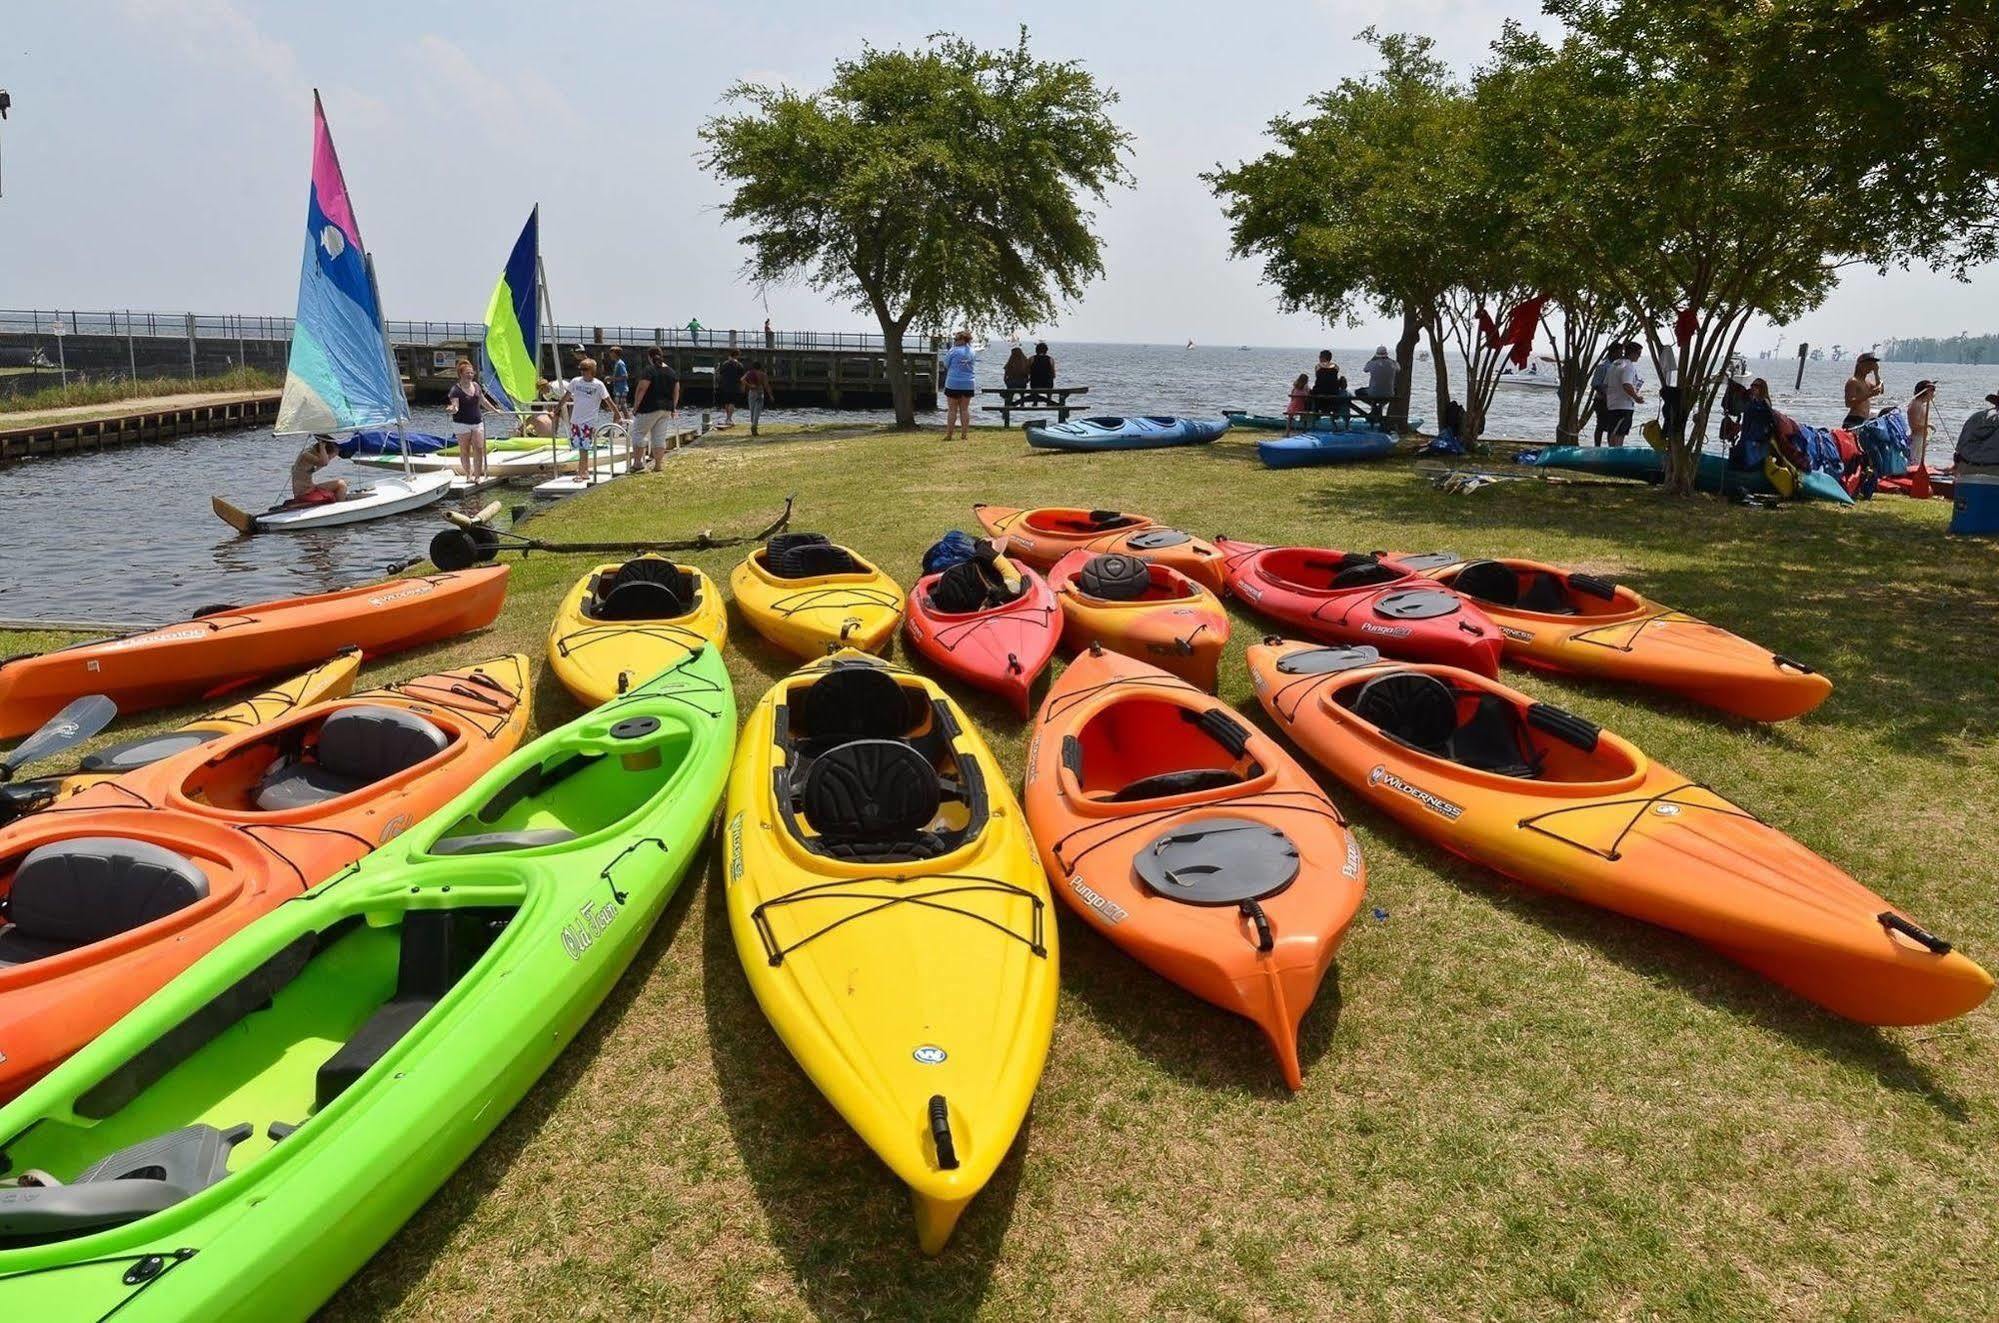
[288,434,347,507]
[1358,345,1399,423]
[1955,390,1999,469]
[1842,352,1883,428]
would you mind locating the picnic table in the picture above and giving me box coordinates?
[1297,392,1395,432]
[980,386,1089,426]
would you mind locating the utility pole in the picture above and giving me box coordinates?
[0,89,12,198]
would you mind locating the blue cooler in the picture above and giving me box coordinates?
[1950,465,1999,536]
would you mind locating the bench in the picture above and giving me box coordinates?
[980,386,1089,426]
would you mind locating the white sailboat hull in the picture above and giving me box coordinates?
[251,467,453,531]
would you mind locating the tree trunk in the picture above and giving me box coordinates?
[866,292,918,428]
[1392,305,1421,428]
[1425,318,1451,430]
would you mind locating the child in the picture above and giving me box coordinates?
[1285,373,1311,431]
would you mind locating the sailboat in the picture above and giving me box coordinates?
[213,92,450,534]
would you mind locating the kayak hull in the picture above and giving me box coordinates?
[1024,415,1230,451]
[903,564,1061,717]
[237,468,454,532]
[1256,431,1396,468]
[723,652,1056,1254]
[0,655,531,1100]
[972,505,1227,594]
[0,567,510,739]
[1215,539,1501,675]
[1025,647,1365,1088]
[547,561,728,708]
[0,653,730,1319]
[730,543,905,659]
[1048,550,1230,692]
[1418,556,1831,721]
[1247,641,1991,1025]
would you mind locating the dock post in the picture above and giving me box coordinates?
[125,310,136,382]
[53,315,66,386]
[185,312,197,378]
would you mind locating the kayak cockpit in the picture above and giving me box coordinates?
[1444,559,1643,619]
[0,899,517,1246]
[1255,547,1409,595]
[1023,507,1144,536]
[1064,696,1265,804]
[176,705,456,813]
[1336,669,1640,785]
[773,661,985,863]
[0,837,223,971]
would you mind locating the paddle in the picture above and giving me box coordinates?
[0,694,117,783]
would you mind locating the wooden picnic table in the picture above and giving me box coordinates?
[980,386,1089,426]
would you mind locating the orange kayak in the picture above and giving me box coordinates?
[0,653,531,1099]
[1247,639,1990,1025]
[1404,554,1830,721]
[0,567,510,739]
[1048,549,1230,691]
[973,504,1227,593]
[1026,646,1365,1087]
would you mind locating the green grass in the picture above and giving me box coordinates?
[6,428,1996,1319]
[0,366,280,418]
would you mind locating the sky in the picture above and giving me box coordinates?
[0,0,1990,352]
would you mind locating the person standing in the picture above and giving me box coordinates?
[1003,345,1030,390]
[1027,341,1056,389]
[1587,344,1620,446]
[1602,341,1645,447]
[1843,353,1883,427]
[629,347,681,472]
[446,356,503,481]
[716,348,746,428]
[603,346,630,417]
[555,357,614,481]
[763,317,774,349]
[742,359,775,436]
[940,329,978,440]
[1905,379,1936,469]
[686,317,702,347]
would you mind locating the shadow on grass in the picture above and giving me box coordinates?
[1311,476,1999,756]
[324,841,714,1320]
[700,851,1019,1320]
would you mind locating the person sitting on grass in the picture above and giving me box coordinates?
[290,434,347,506]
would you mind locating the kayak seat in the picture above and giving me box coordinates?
[1518,573,1578,615]
[792,666,914,744]
[1085,509,1142,529]
[765,531,831,559]
[802,739,944,858]
[1077,554,1152,602]
[1109,768,1245,802]
[315,908,509,1110]
[771,542,861,580]
[0,837,209,967]
[1449,694,1543,778]
[1310,554,1402,591]
[428,827,578,856]
[590,558,695,621]
[0,1122,251,1242]
[1449,560,1520,606]
[253,705,448,811]
[1352,673,1542,777]
[929,558,1000,615]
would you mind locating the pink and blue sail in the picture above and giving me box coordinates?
[275,91,406,436]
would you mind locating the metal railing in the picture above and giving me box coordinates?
[0,309,903,354]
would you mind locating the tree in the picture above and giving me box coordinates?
[699,30,1132,426]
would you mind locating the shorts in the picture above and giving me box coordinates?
[1605,409,1635,437]
[570,422,600,452]
[945,388,976,400]
[719,385,744,406]
[454,423,484,442]
[632,411,681,454]
[295,486,339,507]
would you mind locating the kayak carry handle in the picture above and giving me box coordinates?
[929,1095,960,1170]
[1772,653,1817,675]
[1878,911,1952,955]
[1239,898,1275,953]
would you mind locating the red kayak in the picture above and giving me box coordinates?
[1215,538,1502,676]
[904,550,1060,716]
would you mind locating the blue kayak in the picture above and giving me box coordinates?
[1523,445,1853,504]
[1257,429,1397,469]
[1024,415,1231,452]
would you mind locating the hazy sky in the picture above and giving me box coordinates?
[1,1,1990,351]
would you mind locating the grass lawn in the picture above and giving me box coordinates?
[0,366,280,423]
[5,427,1995,1319]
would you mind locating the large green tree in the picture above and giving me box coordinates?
[699,30,1132,426]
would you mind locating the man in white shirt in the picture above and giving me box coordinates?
[556,357,617,480]
[1602,342,1645,448]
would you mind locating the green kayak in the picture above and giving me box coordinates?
[1222,408,1418,433]
[439,434,554,455]
[0,646,735,1320]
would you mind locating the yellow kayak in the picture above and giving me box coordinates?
[730,533,905,659]
[547,557,729,708]
[56,647,363,800]
[723,651,1057,1253]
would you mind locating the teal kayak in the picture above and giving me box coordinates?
[0,647,736,1320]
[1024,415,1231,451]
[1525,445,1854,505]
[1223,409,1413,433]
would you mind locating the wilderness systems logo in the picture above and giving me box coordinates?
[1501,626,1535,643]
[366,583,435,608]
[561,896,620,960]
[1368,765,1464,821]
[102,628,205,651]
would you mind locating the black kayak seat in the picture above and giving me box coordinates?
[804,739,940,846]
[0,1122,250,1241]
[793,666,911,744]
[0,836,210,968]
[590,558,696,621]
[927,558,998,615]
[254,706,448,812]
[1353,672,1542,777]
[1518,572,1578,615]
[771,541,862,580]
[1449,559,1520,606]
[427,828,578,856]
[78,729,223,775]
[1077,553,1151,601]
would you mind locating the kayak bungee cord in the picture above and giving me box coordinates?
[1516,784,1763,862]
[749,872,1049,967]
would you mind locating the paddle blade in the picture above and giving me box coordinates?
[1,694,117,777]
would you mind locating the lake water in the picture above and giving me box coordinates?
[0,344,1988,625]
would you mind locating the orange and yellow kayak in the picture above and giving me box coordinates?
[974,504,1227,594]
[1408,555,1830,721]
[1247,639,1989,1025]
[1048,549,1230,691]
[1026,646,1364,1088]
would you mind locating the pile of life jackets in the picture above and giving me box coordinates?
[1726,392,1910,501]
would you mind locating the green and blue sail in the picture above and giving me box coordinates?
[275,91,406,437]
[481,209,541,411]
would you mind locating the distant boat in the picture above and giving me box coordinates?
[1810,347,1825,361]
[1186,339,1196,350]
[1495,359,1560,391]
[1830,344,1845,362]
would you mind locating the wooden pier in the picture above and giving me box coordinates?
[0,391,280,460]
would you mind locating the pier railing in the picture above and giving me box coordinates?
[0,309,896,353]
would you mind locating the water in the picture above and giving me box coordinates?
[2,348,1989,625]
